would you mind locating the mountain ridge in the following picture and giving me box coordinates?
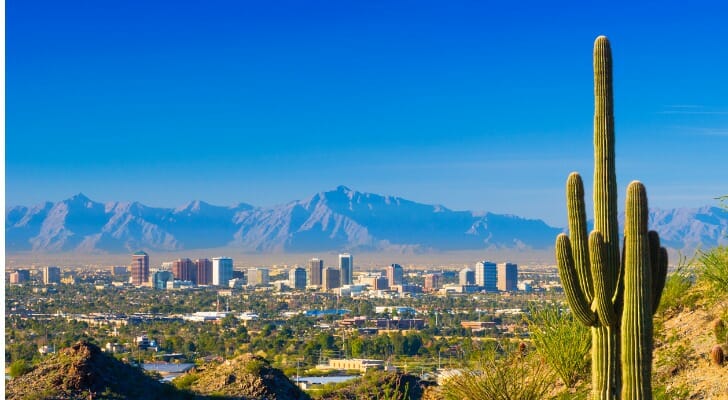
[6,186,727,254]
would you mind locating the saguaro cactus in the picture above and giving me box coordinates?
[621,182,668,399]
[555,36,668,400]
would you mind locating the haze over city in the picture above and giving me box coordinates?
[7,1,728,227]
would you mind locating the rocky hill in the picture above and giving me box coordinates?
[188,354,309,400]
[6,342,311,400]
[5,341,186,400]
[316,370,435,400]
[7,186,726,254]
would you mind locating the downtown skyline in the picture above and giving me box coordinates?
[7,1,728,226]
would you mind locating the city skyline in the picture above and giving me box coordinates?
[7,2,728,226]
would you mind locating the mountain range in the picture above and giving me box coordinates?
[5,186,727,254]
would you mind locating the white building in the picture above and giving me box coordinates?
[247,267,270,286]
[212,257,233,286]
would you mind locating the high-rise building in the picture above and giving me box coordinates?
[424,273,441,292]
[212,257,234,286]
[152,270,174,290]
[9,270,30,284]
[386,264,404,286]
[247,268,270,286]
[43,266,61,284]
[111,266,129,276]
[308,258,324,286]
[338,253,353,285]
[459,267,475,286]
[475,260,497,291]
[374,276,389,290]
[131,251,150,286]
[497,262,518,292]
[172,258,196,283]
[322,267,341,291]
[196,259,213,285]
[289,267,307,290]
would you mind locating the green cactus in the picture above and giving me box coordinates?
[555,36,668,400]
[621,182,668,399]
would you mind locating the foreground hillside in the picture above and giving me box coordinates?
[5,341,186,400]
[6,342,309,400]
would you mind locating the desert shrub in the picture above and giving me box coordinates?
[653,383,690,400]
[658,266,696,314]
[8,359,32,378]
[173,372,200,390]
[527,304,590,387]
[655,339,693,376]
[698,246,728,294]
[441,341,554,400]
[713,318,728,344]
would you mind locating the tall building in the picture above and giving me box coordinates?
[386,264,404,286]
[43,266,61,284]
[289,267,307,290]
[131,251,150,286]
[172,258,196,283]
[497,262,518,292]
[9,270,30,284]
[322,267,341,291]
[459,267,475,286]
[339,253,353,285]
[424,273,441,292]
[308,258,324,286]
[212,257,234,286]
[374,276,389,290]
[475,260,497,291]
[196,258,213,285]
[247,268,270,286]
[152,270,174,290]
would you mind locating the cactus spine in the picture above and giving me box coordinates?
[556,36,668,400]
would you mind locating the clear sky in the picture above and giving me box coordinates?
[6,1,728,225]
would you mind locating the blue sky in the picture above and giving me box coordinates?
[6,1,728,225]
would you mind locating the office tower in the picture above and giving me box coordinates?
[9,270,30,284]
[172,258,196,283]
[247,268,270,286]
[111,266,129,276]
[374,276,389,290]
[424,273,441,292]
[196,258,213,285]
[152,270,173,290]
[289,267,307,290]
[459,267,475,286]
[497,262,518,292]
[475,260,497,291]
[131,251,150,286]
[308,258,324,286]
[338,253,353,285]
[322,267,341,291]
[43,266,61,284]
[386,263,404,286]
[212,257,234,286]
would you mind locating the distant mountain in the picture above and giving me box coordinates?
[5,186,727,254]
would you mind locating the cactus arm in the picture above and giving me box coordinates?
[589,231,619,327]
[567,172,595,303]
[556,233,598,326]
[621,181,653,399]
[652,246,668,315]
[593,35,620,300]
